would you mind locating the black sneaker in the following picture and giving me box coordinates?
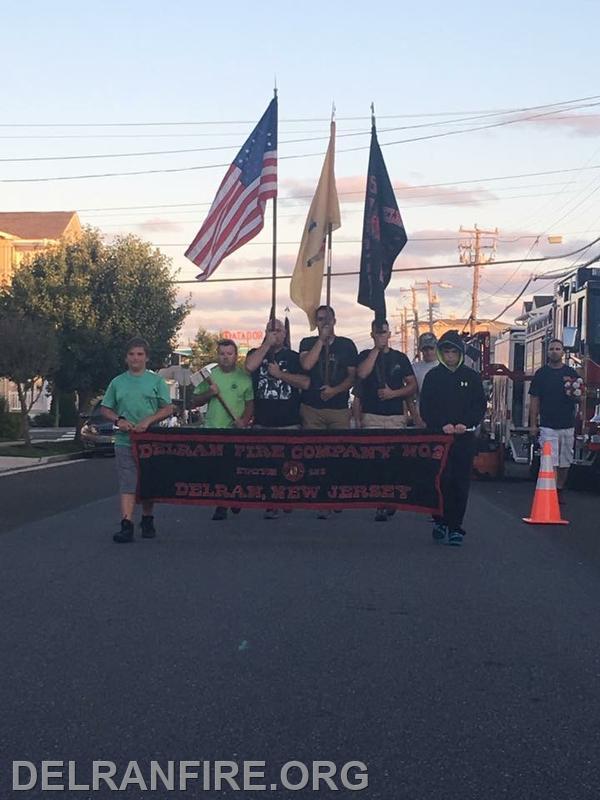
[113,518,134,543]
[212,506,228,521]
[140,515,156,538]
[374,509,388,522]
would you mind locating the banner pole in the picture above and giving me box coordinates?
[324,102,336,385]
[271,195,277,321]
[270,83,278,323]
[324,225,332,386]
[325,222,333,307]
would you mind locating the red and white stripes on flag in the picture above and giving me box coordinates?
[185,98,278,281]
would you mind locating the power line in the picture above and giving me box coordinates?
[67,166,600,214]
[2,92,598,127]
[488,277,535,322]
[480,144,600,299]
[91,190,581,230]
[76,169,600,211]
[3,101,600,183]
[148,233,589,247]
[169,237,600,285]
[80,183,578,222]
[5,101,597,162]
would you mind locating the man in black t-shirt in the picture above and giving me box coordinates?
[299,305,358,430]
[357,319,417,429]
[357,319,417,522]
[246,318,310,522]
[246,318,309,428]
[529,338,580,494]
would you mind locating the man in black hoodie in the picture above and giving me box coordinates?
[420,331,487,546]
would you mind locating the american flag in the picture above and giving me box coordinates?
[185,98,277,280]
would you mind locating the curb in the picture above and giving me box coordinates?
[0,451,87,475]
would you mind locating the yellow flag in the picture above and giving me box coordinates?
[290,121,341,329]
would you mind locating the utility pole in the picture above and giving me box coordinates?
[400,281,452,356]
[410,286,420,357]
[459,225,498,336]
[413,280,452,332]
[392,305,410,353]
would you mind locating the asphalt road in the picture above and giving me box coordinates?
[1,461,599,799]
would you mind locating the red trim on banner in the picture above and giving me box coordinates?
[131,497,443,514]
[130,428,453,515]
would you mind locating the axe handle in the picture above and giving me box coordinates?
[204,375,237,423]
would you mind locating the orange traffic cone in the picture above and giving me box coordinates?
[523,441,568,525]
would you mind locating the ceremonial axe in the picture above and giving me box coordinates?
[195,364,238,423]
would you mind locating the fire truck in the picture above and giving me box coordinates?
[485,266,600,479]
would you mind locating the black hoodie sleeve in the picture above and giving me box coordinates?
[465,371,487,427]
[419,370,439,429]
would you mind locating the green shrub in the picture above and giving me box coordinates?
[0,410,22,439]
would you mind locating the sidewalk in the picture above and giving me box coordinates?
[0,451,86,474]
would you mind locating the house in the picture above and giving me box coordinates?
[0,211,82,286]
[0,211,82,414]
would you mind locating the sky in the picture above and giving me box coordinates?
[2,0,600,351]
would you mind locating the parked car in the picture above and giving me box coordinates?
[80,401,115,455]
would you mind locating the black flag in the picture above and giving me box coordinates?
[358,126,407,322]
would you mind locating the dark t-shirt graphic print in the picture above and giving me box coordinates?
[248,347,302,427]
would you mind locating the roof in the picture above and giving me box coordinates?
[0,211,80,240]
[532,295,553,309]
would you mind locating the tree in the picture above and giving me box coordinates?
[191,327,221,370]
[1,228,189,434]
[0,313,59,445]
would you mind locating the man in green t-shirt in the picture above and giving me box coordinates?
[191,339,254,520]
[101,337,173,543]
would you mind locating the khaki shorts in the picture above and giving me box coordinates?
[300,404,350,430]
[361,413,408,429]
[539,427,574,468]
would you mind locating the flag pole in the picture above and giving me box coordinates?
[270,82,278,324]
[325,102,335,308]
[367,100,381,332]
[325,223,333,307]
[324,102,336,385]
[371,101,382,381]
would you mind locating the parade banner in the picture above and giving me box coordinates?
[132,428,452,514]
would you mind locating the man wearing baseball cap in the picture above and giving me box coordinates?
[409,332,438,427]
